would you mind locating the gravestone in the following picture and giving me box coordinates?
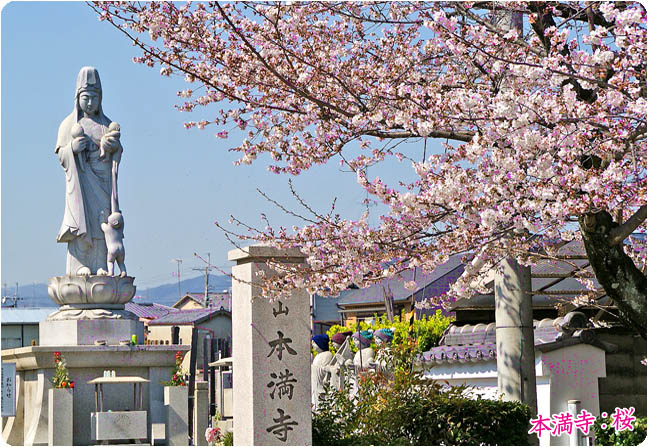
[229,245,312,446]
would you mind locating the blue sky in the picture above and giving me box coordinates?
[1,1,426,291]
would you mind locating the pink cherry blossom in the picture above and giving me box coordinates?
[93,2,646,305]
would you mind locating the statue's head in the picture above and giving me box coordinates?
[79,90,100,116]
[331,331,351,349]
[75,67,103,119]
[108,211,123,229]
[374,328,394,346]
[352,330,372,349]
[311,334,329,353]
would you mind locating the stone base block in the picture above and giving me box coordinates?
[39,319,144,346]
[216,420,233,433]
[91,411,147,441]
[164,386,188,446]
[48,388,73,445]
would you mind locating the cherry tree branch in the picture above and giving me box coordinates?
[608,205,647,246]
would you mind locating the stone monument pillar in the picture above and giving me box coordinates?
[229,245,312,446]
[495,257,537,415]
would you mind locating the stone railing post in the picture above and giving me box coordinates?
[229,245,312,446]
[48,388,73,445]
[194,381,209,446]
[164,385,188,446]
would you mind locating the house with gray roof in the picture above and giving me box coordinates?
[332,254,464,325]
[450,240,612,324]
[147,308,232,372]
[1,307,57,348]
[172,292,232,311]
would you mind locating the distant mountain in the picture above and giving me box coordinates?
[1,275,231,309]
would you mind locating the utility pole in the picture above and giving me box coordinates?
[193,253,212,308]
[174,258,183,300]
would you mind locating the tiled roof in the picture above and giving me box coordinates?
[313,288,355,322]
[337,254,464,306]
[421,312,616,365]
[449,240,610,311]
[148,308,230,325]
[1,307,58,324]
[125,302,177,320]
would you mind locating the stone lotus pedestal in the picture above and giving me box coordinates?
[40,275,144,346]
[48,388,73,446]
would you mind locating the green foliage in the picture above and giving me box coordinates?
[223,430,233,446]
[312,340,531,446]
[594,416,647,446]
[326,310,452,354]
[161,351,188,386]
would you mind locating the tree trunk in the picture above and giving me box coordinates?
[579,210,647,338]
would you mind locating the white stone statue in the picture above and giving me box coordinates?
[55,67,124,276]
[311,335,333,410]
[345,331,375,371]
[325,331,353,390]
[372,328,395,373]
[343,331,375,396]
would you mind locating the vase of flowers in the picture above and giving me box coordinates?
[51,351,75,389]
[49,352,74,445]
[205,426,223,446]
[161,350,188,386]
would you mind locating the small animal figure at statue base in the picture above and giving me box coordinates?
[100,211,126,277]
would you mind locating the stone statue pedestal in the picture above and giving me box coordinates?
[0,271,176,446]
[40,274,144,346]
[40,318,144,346]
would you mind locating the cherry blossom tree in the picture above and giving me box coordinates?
[93,2,647,335]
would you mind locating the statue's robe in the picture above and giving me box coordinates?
[311,350,333,410]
